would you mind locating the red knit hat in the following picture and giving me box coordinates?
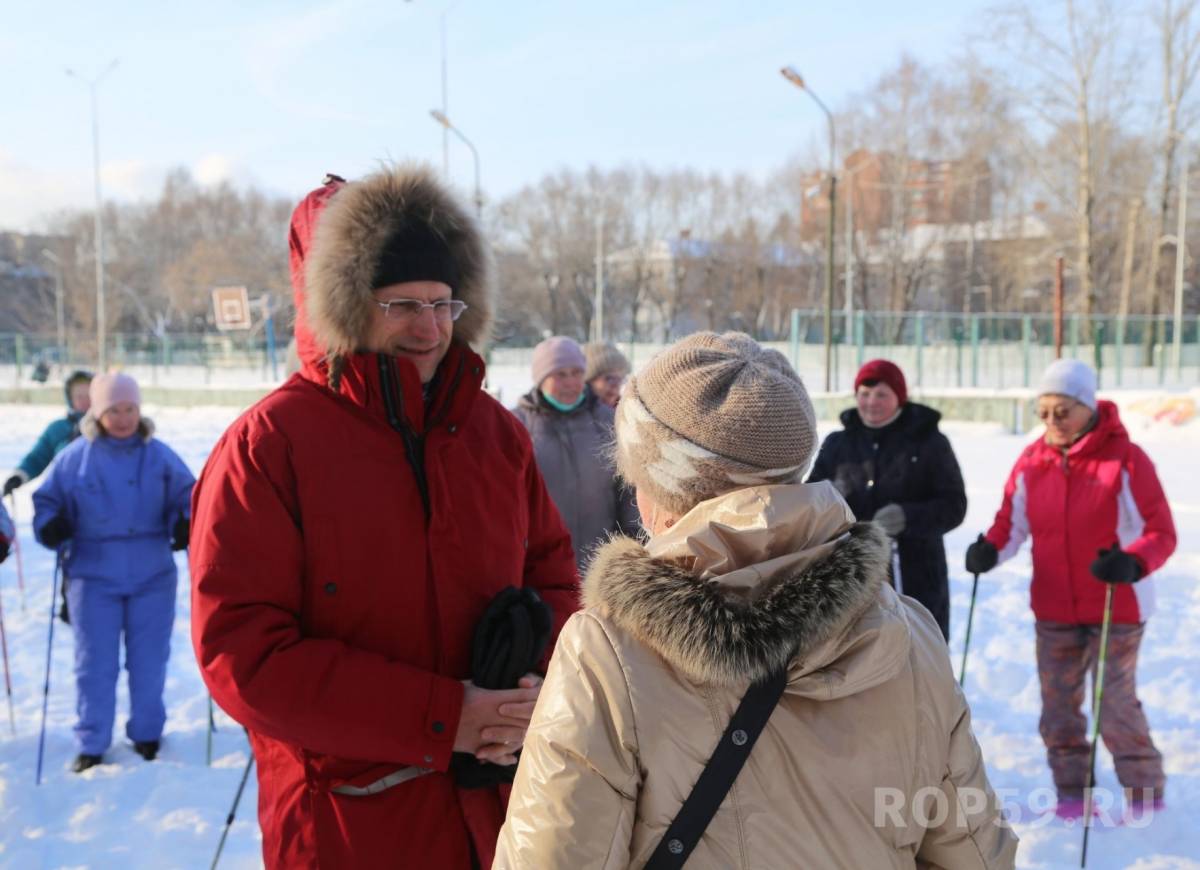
[854,359,907,405]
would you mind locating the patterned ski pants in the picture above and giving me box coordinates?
[1035,620,1164,799]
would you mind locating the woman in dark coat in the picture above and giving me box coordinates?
[808,359,966,639]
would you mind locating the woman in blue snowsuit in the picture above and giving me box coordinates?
[33,373,194,773]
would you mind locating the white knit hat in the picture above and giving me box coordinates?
[1037,359,1097,410]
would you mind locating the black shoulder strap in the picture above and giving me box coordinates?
[644,667,789,869]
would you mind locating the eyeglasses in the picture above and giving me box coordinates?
[1036,401,1080,422]
[374,299,468,322]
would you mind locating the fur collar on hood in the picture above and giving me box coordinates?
[301,164,492,385]
[80,415,155,443]
[582,522,890,687]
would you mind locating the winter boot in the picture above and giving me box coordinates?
[1054,790,1100,821]
[72,754,103,773]
[133,740,159,761]
[1123,788,1165,823]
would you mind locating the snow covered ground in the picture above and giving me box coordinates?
[0,396,1196,869]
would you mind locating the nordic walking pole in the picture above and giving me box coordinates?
[211,747,255,870]
[959,572,980,687]
[206,694,215,766]
[0,579,15,735]
[8,494,26,611]
[1080,583,1115,869]
[35,552,62,785]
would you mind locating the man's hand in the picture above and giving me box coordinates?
[2,474,21,497]
[455,674,543,767]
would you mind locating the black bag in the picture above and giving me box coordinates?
[450,586,552,789]
[644,668,788,869]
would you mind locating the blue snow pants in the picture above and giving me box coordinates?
[68,569,176,755]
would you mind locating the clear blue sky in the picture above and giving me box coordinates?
[1,0,993,232]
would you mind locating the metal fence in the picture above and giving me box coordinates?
[2,310,1197,393]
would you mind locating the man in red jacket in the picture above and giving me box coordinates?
[190,166,579,868]
[966,359,1176,818]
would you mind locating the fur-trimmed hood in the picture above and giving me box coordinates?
[583,505,898,689]
[295,165,492,384]
[80,414,155,443]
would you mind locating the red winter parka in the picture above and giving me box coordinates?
[984,400,1175,625]
[190,169,578,869]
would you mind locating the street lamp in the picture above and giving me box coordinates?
[40,249,67,367]
[66,58,118,371]
[782,66,836,390]
[429,109,482,219]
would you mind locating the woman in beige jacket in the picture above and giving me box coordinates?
[494,332,1017,870]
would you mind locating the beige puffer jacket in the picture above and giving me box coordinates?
[495,483,1017,869]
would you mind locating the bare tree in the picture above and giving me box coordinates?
[984,0,1133,324]
[1142,0,1200,359]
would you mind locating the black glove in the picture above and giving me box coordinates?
[0,539,8,564]
[40,515,73,549]
[451,586,554,789]
[965,534,998,575]
[2,474,21,497]
[171,517,190,551]
[1090,545,1142,584]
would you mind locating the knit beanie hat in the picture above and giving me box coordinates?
[584,341,631,382]
[615,331,818,517]
[1038,358,1097,410]
[370,218,460,291]
[89,372,141,418]
[531,336,587,388]
[854,359,907,405]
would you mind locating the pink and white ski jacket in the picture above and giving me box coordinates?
[985,400,1176,624]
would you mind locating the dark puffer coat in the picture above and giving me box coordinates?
[808,402,966,638]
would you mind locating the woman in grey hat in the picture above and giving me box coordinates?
[496,331,1016,869]
[513,336,639,571]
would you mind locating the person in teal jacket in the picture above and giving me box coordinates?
[5,370,94,623]
[4,370,94,496]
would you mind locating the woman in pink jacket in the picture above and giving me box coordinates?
[966,359,1176,819]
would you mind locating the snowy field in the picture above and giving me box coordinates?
[0,395,1197,869]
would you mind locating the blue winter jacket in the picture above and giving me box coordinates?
[17,411,85,483]
[32,419,195,587]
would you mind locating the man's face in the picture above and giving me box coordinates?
[68,382,91,414]
[364,281,455,384]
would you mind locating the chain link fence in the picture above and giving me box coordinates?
[2,310,1197,392]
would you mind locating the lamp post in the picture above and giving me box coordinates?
[40,249,67,367]
[67,59,118,371]
[782,66,836,390]
[429,109,482,219]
